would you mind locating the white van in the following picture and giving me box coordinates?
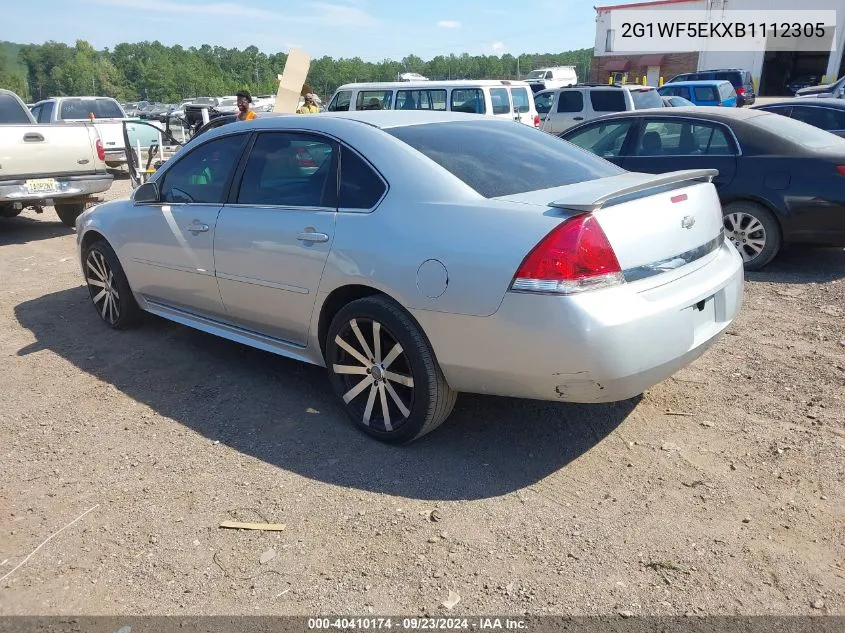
[326,80,541,128]
[524,67,578,93]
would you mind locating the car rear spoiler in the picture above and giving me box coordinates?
[549,169,718,213]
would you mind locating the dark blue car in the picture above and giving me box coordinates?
[658,80,737,107]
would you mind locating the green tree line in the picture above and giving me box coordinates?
[0,40,591,103]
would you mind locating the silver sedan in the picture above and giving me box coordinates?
[76,111,744,443]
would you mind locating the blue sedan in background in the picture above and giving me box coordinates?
[658,80,738,107]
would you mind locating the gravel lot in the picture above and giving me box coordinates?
[1,175,843,616]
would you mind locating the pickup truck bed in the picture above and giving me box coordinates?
[0,89,113,226]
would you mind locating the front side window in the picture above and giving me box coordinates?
[450,89,486,114]
[356,91,392,111]
[534,91,554,114]
[489,87,511,115]
[236,132,337,208]
[387,120,624,198]
[340,147,386,209]
[510,87,531,113]
[159,133,248,204]
[328,91,352,112]
[564,120,633,158]
[590,90,626,112]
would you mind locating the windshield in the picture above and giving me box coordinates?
[60,98,124,119]
[748,112,845,150]
[631,89,664,109]
[219,99,236,106]
[387,120,623,198]
[526,70,546,79]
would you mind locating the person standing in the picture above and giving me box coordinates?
[236,90,256,121]
[297,93,320,114]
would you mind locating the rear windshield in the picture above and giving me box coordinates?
[631,89,663,109]
[748,112,845,149]
[0,94,31,123]
[386,120,623,198]
[60,98,124,119]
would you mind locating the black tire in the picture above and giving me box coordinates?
[325,295,457,444]
[55,203,87,227]
[0,205,21,218]
[722,201,782,271]
[82,239,142,329]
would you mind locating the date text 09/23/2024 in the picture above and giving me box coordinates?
[308,618,527,630]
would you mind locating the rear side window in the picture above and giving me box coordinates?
[715,72,742,88]
[60,98,123,119]
[719,83,735,100]
[340,148,386,209]
[386,120,624,198]
[693,86,719,101]
[0,94,34,123]
[328,91,352,112]
[748,112,845,149]
[451,89,486,114]
[557,91,584,113]
[489,88,511,114]
[510,87,531,113]
[630,89,663,109]
[636,120,735,156]
[395,89,447,111]
[356,91,392,110]
[160,133,248,204]
[790,106,845,131]
[590,90,626,112]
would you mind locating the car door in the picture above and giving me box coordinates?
[619,117,738,190]
[489,87,514,123]
[561,118,636,168]
[213,131,339,346]
[551,89,586,134]
[508,86,533,126]
[534,90,555,131]
[121,132,249,317]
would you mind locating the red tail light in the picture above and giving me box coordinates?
[510,214,624,294]
[736,87,746,95]
[836,165,845,176]
[533,114,540,128]
[95,139,105,161]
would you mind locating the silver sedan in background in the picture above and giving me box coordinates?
[76,111,744,443]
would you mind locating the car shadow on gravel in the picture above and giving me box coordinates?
[15,287,639,502]
[0,216,73,246]
[748,247,845,284]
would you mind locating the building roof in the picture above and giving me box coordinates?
[595,0,698,12]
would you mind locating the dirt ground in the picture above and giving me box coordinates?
[1,175,843,617]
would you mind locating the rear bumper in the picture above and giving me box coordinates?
[413,242,744,403]
[104,149,127,164]
[0,173,114,204]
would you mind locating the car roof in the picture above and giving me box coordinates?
[572,106,768,122]
[753,98,845,109]
[307,110,496,129]
[661,80,732,87]
[334,80,533,90]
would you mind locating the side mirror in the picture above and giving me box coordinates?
[134,182,160,203]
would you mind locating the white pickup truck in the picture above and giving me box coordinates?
[0,89,113,226]
[31,96,130,168]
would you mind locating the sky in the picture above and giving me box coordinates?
[2,0,622,61]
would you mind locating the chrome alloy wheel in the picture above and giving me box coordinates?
[332,318,415,432]
[724,211,766,263]
[85,249,121,326]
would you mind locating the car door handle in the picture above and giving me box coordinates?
[297,231,329,243]
[23,133,44,142]
[573,116,584,121]
[185,222,209,233]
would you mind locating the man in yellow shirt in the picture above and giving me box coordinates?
[236,91,256,121]
[297,93,320,114]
